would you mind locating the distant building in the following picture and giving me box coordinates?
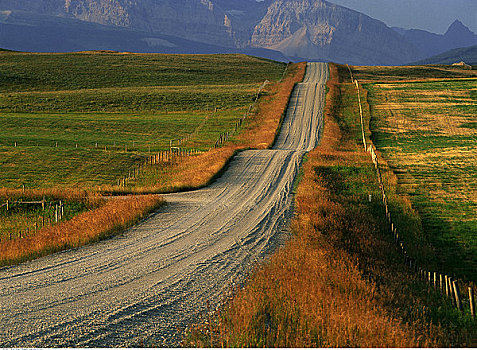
[452,61,472,69]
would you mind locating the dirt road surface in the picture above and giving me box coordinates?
[0,63,329,347]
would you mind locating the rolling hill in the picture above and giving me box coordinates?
[413,44,477,66]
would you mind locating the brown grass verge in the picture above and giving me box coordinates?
[184,63,475,347]
[0,194,164,267]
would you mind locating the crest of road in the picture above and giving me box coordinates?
[0,63,329,347]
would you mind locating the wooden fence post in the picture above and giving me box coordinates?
[452,280,463,311]
[469,287,475,319]
[449,277,455,305]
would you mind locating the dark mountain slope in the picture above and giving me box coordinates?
[0,10,288,61]
[413,44,477,66]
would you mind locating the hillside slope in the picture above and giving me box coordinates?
[0,10,287,61]
[413,44,477,65]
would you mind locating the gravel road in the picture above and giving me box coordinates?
[0,62,329,347]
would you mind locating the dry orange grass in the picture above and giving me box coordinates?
[185,63,466,347]
[0,194,163,266]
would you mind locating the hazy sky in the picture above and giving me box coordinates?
[326,0,477,34]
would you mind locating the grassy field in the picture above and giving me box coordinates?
[349,65,477,283]
[0,52,285,189]
[0,51,303,264]
[186,63,475,347]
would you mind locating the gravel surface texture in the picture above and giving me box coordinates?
[0,62,329,347]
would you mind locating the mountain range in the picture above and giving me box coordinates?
[394,20,477,59]
[0,0,475,65]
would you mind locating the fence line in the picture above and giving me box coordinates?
[0,199,65,241]
[354,80,367,151]
[280,62,290,82]
[349,69,475,319]
[116,79,272,187]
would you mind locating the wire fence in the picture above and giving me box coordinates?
[0,199,66,241]
[349,67,475,319]
[116,79,271,188]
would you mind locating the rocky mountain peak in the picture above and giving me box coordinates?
[250,0,419,65]
[445,19,470,35]
[444,19,477,49]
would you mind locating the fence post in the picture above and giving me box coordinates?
[452,280,463,311]
[469,287,475,319]
[448,277,455,305]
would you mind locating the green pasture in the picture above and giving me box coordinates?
[364,77,477,282]
[0,53,282,91]
[0,52,285,189]
[351,65,477,82]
